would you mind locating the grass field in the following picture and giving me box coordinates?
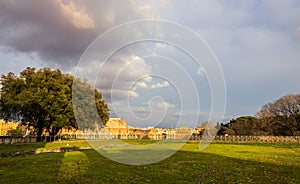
[0,140,299,183]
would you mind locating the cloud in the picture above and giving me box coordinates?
[155,43,167,49]
[150,81,170,89]
[59,0,95,29]
[143,76,153,82]
[128,90,139,98]
[95,54,152,101]
[296,26,300,40]
[0,0,151,68]
[132,106,151,114]
[132,81,148,91]
[155,101,176,110]
[196,66,205,75]
[161,0,300,117]
[132,79,171,91]
[108,99,177,128]
[1,0,300,126]
[0,0,93,66]
[143,99,176,110]
[72,53,152,102]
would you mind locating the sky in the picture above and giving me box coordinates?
[0,0,300,128]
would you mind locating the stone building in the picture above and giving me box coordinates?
[105,118,129,139]
[175,127,192,140]
[0,120,19,136]
[0,118,206,140]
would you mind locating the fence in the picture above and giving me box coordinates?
[1,135,300,144]
[1,136,37,144]
[214,135,300,143]
[0,135,81,144]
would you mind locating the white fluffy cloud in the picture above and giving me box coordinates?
[143,99,176,110]
[132,81,148,91]
[154,101,176,110]
[196,66,205,75]
[150,81,170,89]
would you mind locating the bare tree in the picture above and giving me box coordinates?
[256,94,300,136]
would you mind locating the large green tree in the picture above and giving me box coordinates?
[0,67,109,140]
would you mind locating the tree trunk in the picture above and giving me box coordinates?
[48,127,61,142]
[36,127,43,142]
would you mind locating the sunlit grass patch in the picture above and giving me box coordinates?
[0,141,299,183]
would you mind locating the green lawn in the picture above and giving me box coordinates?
[0,141,299,183]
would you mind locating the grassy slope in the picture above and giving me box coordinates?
[0,141,299,183]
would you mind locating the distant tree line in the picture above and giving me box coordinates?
[218,94,300,136]
[0,67,109,141]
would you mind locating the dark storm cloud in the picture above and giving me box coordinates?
[0,0,149,68]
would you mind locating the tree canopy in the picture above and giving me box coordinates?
[256,94,300,136]
[217,116,261,135]
[0,67,109,139]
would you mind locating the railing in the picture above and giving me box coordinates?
[0,135,81,144]
[1,136,37,144]
[1,134,300,144]
[214,135,300,143]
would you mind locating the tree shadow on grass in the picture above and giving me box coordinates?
[0,145,299,183]
[0,141,83,184]
[0,150,64,183]
[80,148,300,184]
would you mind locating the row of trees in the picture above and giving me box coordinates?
[218,94,300,136]
[0,67,109,141]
